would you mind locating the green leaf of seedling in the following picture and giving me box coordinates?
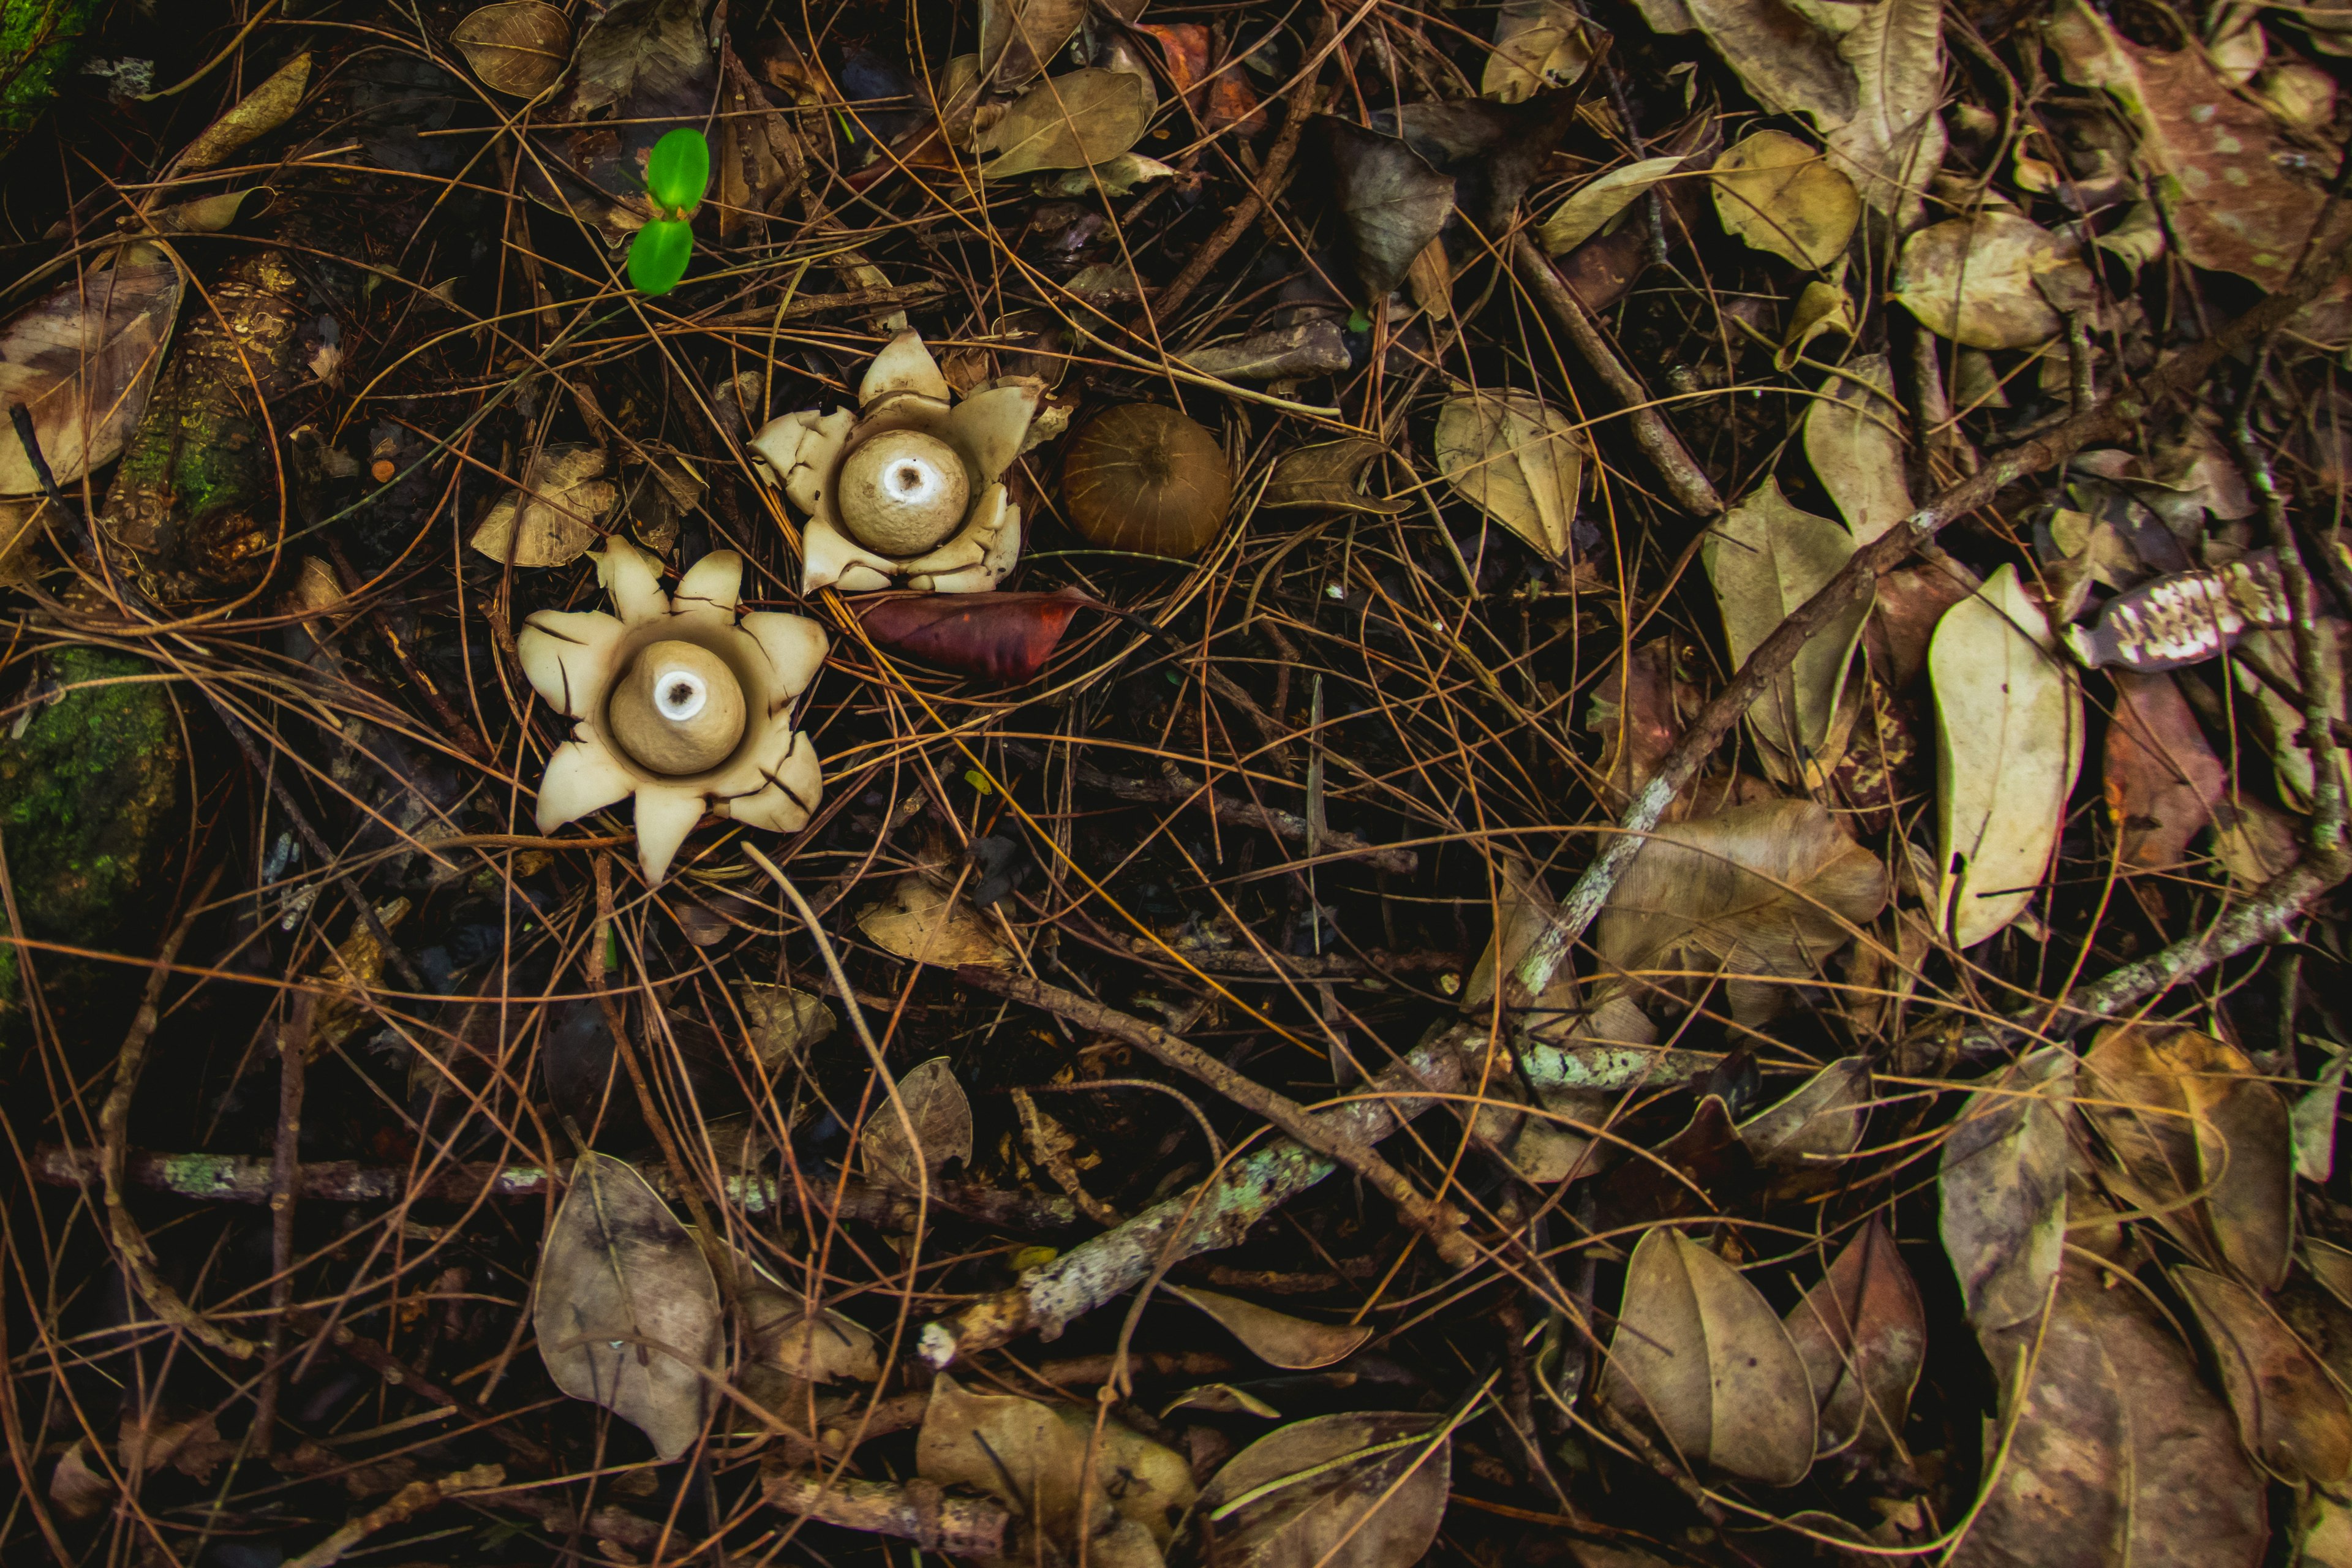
[645,126,711,216]
[1347,308,1373,333]
[964,769,995,796]
[628,218,694,296]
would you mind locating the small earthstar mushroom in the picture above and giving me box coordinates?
[1060,404,1231,559]
[516,538,828,884]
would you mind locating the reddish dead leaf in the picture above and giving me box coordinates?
[1586,637,1696,810]
[855,590,1093,684]
[1140,23,1267,135]
[1783,1217,1926,1457]
[2104,669,2226,871]
[1866,565,1976,688]
[2174,1265,2352,1488]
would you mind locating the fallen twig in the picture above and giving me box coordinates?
[282,1464,505,1568]
[764,1471,1011,1556]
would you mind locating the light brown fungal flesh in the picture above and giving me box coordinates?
[1060,404,1231,559]
[607,639,747,775]
[836,429,971,557]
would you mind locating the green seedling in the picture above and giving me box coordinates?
[625,126,712,297]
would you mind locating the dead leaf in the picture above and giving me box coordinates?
[1930,564,2084,948]
[1803,353,1913,545]
[734,982,836,1071]
[861,1055,974,1191]
[1938,1045,2071,1334]
[979,0,1091,89]
[978,69,1152,178]
[535,1152,722,1461]
[1956,1259,2267,1568]
[856,590,1092,684]
[1597,797,1888,1023]
[1705,478,1872,769]
[0,257,181,496]
[1261,438,1407,514]
[2103,670,2226,872]
[1324,119,1457,301]
[1185,318,1353,381]
[1038,153,1177,197]
[1586,638,1698,809]
[1598,1227,1817,1484]
[1169,1287,1374,1370]
[1485,0,1594,102]
[564,0,704,117]
[1894,213,2096,350]
[738,1256,880,1386]
[453,2,572,98]
[1711,130,1859,270]
[1869,564,1974,688]
[1778,277,1856,370]
[47,1440,112,1520]
[1782,1218,1924,1456]
[2174,1264,2352,1485]
[469,444,618,567]
[178,52,311,171]
[1434,388,1585,559]
[1178,1411,1450,1568]
[858,875,1012,969]
[1539,156,1687,255]
[1739,1057,1871,1170]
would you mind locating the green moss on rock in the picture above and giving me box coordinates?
[0,644,186,1029]
[1,0,100,135]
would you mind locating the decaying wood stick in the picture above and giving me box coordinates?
[763,1471,1011,1556]
[282,1464,505,1568]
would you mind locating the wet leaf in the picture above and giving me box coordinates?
[1324,119,1456,301]
[734,982,836,1071]
[2103,670,2226,872]
[856,589,1091,685]
[1537,156,1686,255]
[1939,1045,2071,1334]
[1894,213,2096,350]
[1598,797,1888,1024]
[534,1152,722,1461]
[1782,1218,1925,1455]
[178,52,311,172]
[1802,353,1913,545]
[1169,1287,1374,1370]
[1710,130,1858,270]
[2080,1022,2293,1291]
[468,443,618,567]
[452,2,572,98]
[1958,1259,2267,1568]
[1705,478,1871,767]
[1597,1227,1816,1484]
[1433,389,1584,559]
[1261,438,1407,514]
[1930,564,2084,948]
[1180,1411,1450,1568]
[0,256,179,496]
[2174,1265,2352,1485]
[1484,0,1593,102]
[861,1055,975,1191]
[858,876,1012,970]
[1738,1057,1871,1170]
[978,69,1153,178]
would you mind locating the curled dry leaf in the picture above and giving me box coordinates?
[734,982,836,1071]
[741,1265,881,1387]
[1738,1057,1871,1170]
[1434,389,1584,559]
[1931,564,2084,948]
[468,444,618,567]
[534,1152,722,1461]
[1894,213,2097,350]
[1710,130,1859,271]
[1169,1286,1374,1370]
[1537,156,1686,255]
[2103,669,2226,871]
[0,257,181,497]
[1178,1411,1450,1568]
[1939,1046,2071,1335]
[1782,1217,1925,1456]
[978,69,1153,177]
[979,0,1091,89]
[1597,797,1888,1025]
[1958,1261,2267,1568]
[1705,478,1871,769]
[1803,353,1913,545]
[1324,119,1457,302]
[453,2,573,98]
[1261,437,1407,515]
[2079,1022,2293,1291]
[1779,277,1857,370]
[861,1055,975,1191]
[178,52,312,172]
[1598,1227,1817,1484]
[855,589,1092,684]
[858,875,1012,970]
[1184,318,1353,382]
[1484,0,1594,102]
[2173,1265,2352,1487]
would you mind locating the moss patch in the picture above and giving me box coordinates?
[1,0,100,134]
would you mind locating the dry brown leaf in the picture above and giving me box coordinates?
[1939,1046,2071,1334]
[1705,478,1871,770]
[977,69,1152,178]
[178,53,312,172]
[453,2,572,97]
[733,982,837,1071]
[1169,1287,1374,1370]
[861,1055,974,1191]
[1598,1227,1816,1484]
[468,445,618,567]
[0,257,181,497]
[2174,1264,2352,1486]
[1185,319,1352,382]
[1434,390,1585,559]
[1803,352,1913,545]
[857,875,1012,969]
[1739,1057,1871,1170]
[534,1152,722,1461]
[1177,1411,1450,1568]
[1539,156,1687,255]
[1782,1217,1925,1456]
[978,0,1091,89]
[2104,669,2226,872]
[1894,213,2096,350]
[1261,438,1407,514]
[1485,0,1594,102]
[1710,130,1859,270]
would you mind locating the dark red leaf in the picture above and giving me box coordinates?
[854,590,1093,684]
[2104,669,2226,870]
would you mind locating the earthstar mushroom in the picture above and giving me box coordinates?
[517,538,828,884]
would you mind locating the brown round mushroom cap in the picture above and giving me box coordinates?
[836,429,971,557]
[606,639,747,775]
[1060,404,1231,559]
